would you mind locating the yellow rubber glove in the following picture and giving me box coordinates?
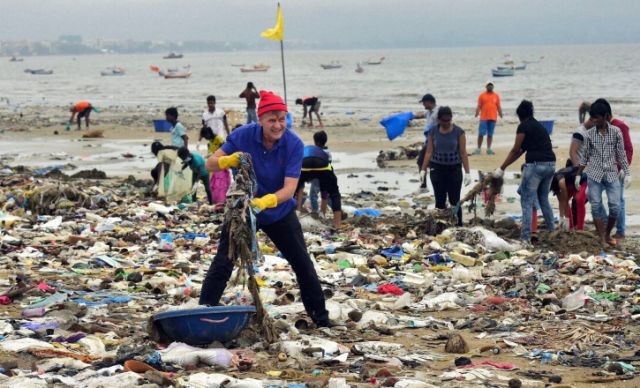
[250,194,278,214]
[217,152,241,170]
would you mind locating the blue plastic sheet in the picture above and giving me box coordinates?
[353,208,381,217]
[380,245,404,258]
[73,295,132,306]
[379,111,414,141]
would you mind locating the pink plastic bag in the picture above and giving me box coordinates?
[210,169,231,204]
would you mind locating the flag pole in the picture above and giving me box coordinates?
[280,39,287,105]
[278,2,287,105]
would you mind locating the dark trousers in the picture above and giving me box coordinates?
[199,210,329,324]
[297,170,342,212]
[429,162,463,226]
[192,173,212,205]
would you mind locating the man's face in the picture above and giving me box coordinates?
[423,101,434,110]
[165,113,176,123]
[259,111,287,143]
[207,100,215,111]
[590,115,607,129]
[486,84,494,92]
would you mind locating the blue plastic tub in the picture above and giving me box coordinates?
[539,120,554,135]
[152,306,256,345]
[153,119,173,133]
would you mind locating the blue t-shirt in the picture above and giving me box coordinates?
[221,123,303,225]
[171,122,187,148]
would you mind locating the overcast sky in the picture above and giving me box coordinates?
[1,0,639,48]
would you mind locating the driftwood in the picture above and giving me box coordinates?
[459,172,504,217]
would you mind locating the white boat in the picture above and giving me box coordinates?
[164,72,191,79]
[365,56,385,65]
[24,68,53,75]
[9,56,24,62]
[321,61,342,70]
[100,66,125,76]
[240,64,270,73]
[497,63,526,71]
[491,68,514,77]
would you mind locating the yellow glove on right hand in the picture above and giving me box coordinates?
[250,194,278,214]
[217,152,241,170]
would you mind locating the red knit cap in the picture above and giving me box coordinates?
[257,90,288,117]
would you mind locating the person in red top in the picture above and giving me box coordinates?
[594,98,632,240]
[67,101,97,131]
[474,81,503,155]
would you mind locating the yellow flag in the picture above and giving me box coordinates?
[260,5,283,41]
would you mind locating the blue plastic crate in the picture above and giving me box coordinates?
[153,119,173,133]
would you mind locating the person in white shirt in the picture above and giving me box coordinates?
[200,95,231,205]
[412,93,440,189]
[202,95,229,144]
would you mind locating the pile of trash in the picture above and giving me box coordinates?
[376,142,423,168]
[1,166,639,387]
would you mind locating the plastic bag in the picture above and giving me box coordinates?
[158,151,193,203]
[158,233,175,251]
[160,342,234,368]
[562,286,595,312]
[379,112,414,141]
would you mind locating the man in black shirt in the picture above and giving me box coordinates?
[295,96,323,128]
[493,100,556,242]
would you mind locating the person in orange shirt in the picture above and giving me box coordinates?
[473,81,503,155]
[67,101,97,131]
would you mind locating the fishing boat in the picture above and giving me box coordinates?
[163,52,183,59]
[321,61,342,70]
[497,63,526,71]
[151,64,190,77]
[355,63,364,73]
[491,68,514,77]
[9,56,24,62]
[164,71,191,79]
[24,68,53,75]
[231,64,246,67]
[100,66,125,76]
[240,64,270,73]
[365,56,385,65]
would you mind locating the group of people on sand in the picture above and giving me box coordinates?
[412,81,632,245]
[146,84,341,224]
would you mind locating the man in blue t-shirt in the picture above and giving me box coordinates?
[200,90,331,327]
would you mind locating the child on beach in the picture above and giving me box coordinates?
[296,130,343,228]
[177,147,213,204]
[199,126,231,205]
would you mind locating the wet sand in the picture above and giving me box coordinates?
[0,105,638,234]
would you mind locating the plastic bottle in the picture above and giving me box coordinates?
[448,252,476,266]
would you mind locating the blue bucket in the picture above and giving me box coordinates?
[539,120,554,135]
[152,306,256,345]
[153,119,173,133]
